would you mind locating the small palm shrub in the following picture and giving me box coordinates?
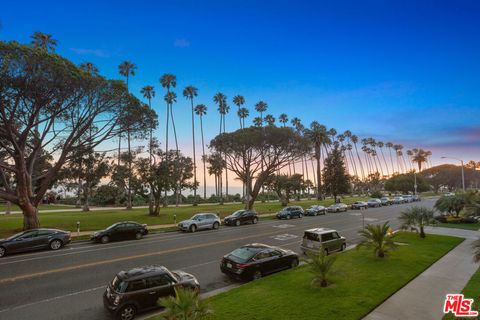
[399,206,435,238]
[158,287,211,320]
[306,249,337,287]
[358,221,397,258]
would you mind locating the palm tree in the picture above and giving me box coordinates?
[279,113,288,127]
[158,287,211,320]
[79,62,99,74]
[160,74,177,206]
[385,142,395,174]
[393,144,403,173]
[237,107,249,128]
[254,101,268,123]
[253,117,263,127]
[194,104,208,199]
[183,86,199,205]
[291,117,304,176]
[264,114,275,126]
[306,250,336,288]
[351,135,365,180]
[233,95,245,128]
[141,85,156,213]
[30,32,57,52]
[410,148,432,172]
[399,206,435,238]
[118,61,137,210]
[358,222,397,258]
[377,141,390,177]
[304,122,330,200]
[213,93,228,203]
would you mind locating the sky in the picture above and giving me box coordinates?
[1,0,479,188]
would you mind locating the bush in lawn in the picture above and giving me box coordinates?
[370,190,384,199]
[306,249,337,287]
[358,222,397,258]
[400,206,436,238]
[158,287,211,320]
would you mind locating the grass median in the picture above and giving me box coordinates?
[148,232,463,320]
[0,196,368,238]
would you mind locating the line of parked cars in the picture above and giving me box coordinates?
[350,195,421,210]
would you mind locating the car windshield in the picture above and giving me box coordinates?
[111,276,128,293]
[229,247,261,262]
[231,210,245,217]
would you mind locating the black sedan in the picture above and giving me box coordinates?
[304,205,326,216]
[91,221,148,244]
[221,243,299,281]
[0,228,71,257]
[223,210,259,226]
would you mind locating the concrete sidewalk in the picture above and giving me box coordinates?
[364,227,479,320]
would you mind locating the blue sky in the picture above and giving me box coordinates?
[1,0,479,166]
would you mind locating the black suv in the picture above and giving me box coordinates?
[223,210,259,226]
[276,206,304,219]
[104,265,200,320]
[91,222,148,244]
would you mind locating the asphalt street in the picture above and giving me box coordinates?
[0,199,436,320]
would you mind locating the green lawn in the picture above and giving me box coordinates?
[444,267,480,319]
[0,203,75,212]
[435,222,480,231]
[149,233,463,320]
[0,196,367,238]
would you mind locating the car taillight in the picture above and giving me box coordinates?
[236,263,251,269]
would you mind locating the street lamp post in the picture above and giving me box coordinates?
[413,170,417,195]
[441,156,465,192]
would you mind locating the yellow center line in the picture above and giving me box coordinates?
[0,228,285,285]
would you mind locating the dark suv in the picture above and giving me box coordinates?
[91,222,148,244]
[223,210,259,226]
[104,265,200,320]
[276,206,304,219]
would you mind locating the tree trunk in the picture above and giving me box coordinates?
[5,201,11,215]
[420,226,426,238]
[22,204,40,230]
[377,250,385,258]
[320,279,328,287]
[126,128,132,210]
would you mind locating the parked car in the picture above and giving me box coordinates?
[220,243,299,281]
[327,203,348,213]
[367,198,382,208]
[103,265,199,320]
[380,197,393,205]
[91,222,148,244]
[300,228,346,255]
[0,228,71,258]
[412,195,421,202]
[276,206,304,219]
[351,201,368,210]
[177,213,221,232]
[304,205,326,216]
[223,210,258,226]
[402,195,414,203]
[393,196,405,204]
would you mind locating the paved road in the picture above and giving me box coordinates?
[0,199,435,320]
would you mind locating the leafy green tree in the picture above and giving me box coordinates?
[210,126,308,209]
[358,222,397,258]
[266,174,303,206]
[385,172,430,194]
[399,206,435,238]
[434,195,465,217]
[322,145,351,202]
[158,287,211,320]
[306,250,337,288]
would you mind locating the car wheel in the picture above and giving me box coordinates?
[290,258,299,268]
[314,212,318,216]
[286,214,291,220]
[235,220,241,226]
[135,232,143,240]
[341,243,346,251]
[252,217,258,224]
[49,239,63,250]
[0,246,5,258]
[117,304,137,320]
[190,224,197,233]
[252,270,262,281]
[299,213,303,218]
[100,235,110,244]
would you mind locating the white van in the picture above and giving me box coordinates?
[300,228,346,255]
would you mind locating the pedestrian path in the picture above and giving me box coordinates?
[364,227,479,320]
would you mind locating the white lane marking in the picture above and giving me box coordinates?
[272,224,294,228]
[272,234,298,241]
[0,285,105,313]
[364,218,378,222]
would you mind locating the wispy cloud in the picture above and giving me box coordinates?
[173,38,190,48]
[71,48,109,58]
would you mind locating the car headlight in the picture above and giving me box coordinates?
[113,295,121,306]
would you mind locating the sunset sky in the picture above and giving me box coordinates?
[1,0,479,191]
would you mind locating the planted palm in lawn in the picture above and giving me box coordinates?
[182,233,463,320]
[357,222,397,258]
[399,206,435,238]
[158,287,211,320]
[305,250,337,287]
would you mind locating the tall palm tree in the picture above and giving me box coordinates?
[351,135,365,180]
[254,101,268,123]
[304,122,330,200]
[118,61,137,210]
[291,118,306,190]
[279,113,288,127]
[160,73,177,206]
[194,104,208,199]
[183,86,199,204]
[264,114,275,126]
[369,139,384,177]
[30,32,57,52]
[358,222,397,258]
[141,85,156,212]
[393,144,403,173]
[386,142,395,174]
[213,93,228,203]
[233,95,245,128]
[158,287,211,320]
[237,107,249,128]
[377,141,390,177]
[343,131,358,179]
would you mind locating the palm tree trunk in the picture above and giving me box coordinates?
[388,148,395,174]
[164,100,170,207]
[170,104,181,207]
[353,143,365,181]
[380,148,390,177]
[190,99,197,205]
[310,157,317,198]
[200,116,207,199]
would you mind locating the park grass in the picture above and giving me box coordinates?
[444,267,480,319]
[0,203,75,212]
[434,222,480,231]
[150,232,462,320]
[0,196,368,238]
